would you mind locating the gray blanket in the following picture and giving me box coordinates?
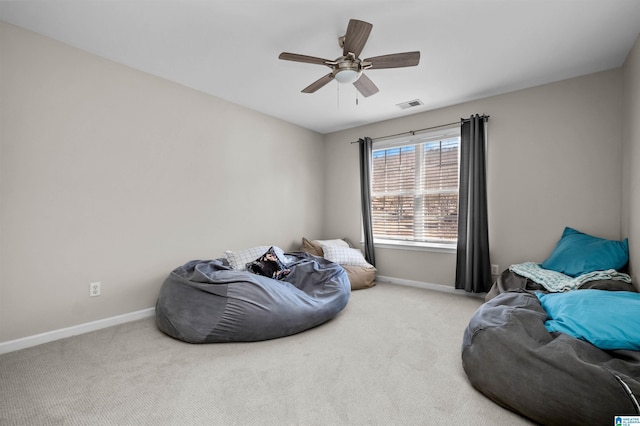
[156,252,350,343]
[485,269,636,302]
[462,291,640,425]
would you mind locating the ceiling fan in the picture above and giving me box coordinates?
[278,19,420,97]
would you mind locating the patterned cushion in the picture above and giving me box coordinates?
[321,244,372,267]
[315,239,350,248]
[225,246,287,270]
[246,247,291,280]
[300,237,354,257]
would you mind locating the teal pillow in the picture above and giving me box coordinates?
[540,227,628,277]
[537,290,640,351]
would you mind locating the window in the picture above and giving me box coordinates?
[371,127,460,248]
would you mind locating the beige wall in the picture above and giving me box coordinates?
[0,22,324,342]
[622,34,640,288]
[324,69,624,286]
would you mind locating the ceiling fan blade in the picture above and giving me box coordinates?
[365,51,421,69]
[342,19,373,57]
[302,73,335,93]
[353,73,379,97]
[279,52,331,65]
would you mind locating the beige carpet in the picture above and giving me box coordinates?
[0,283,534,425]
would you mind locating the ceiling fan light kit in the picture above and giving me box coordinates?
[279,19,420,98]
[334,69,361,84]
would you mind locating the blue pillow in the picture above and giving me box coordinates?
[540,227,628,277]
[537,290,640,351]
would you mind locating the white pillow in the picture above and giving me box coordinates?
[321,244,372,267]
[225,246,288,270]
[314,239,350,248]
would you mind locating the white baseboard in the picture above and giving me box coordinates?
[0,307,156,355]
[376,275,485,299]
[0,278,482,355]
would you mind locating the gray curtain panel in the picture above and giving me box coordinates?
[358,137,376,266]
[455,115,492,292]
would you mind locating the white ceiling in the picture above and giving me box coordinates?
[1,1,640,134]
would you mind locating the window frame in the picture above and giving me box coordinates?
[369,126,461,252]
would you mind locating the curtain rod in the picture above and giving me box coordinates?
[349,115,489,144]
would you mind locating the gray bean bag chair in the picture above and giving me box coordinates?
[462,290,640,425]
[156,252,350,343]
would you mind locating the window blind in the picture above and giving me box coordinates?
[371,130,460,244]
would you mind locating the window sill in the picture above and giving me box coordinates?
[372,239,457,254]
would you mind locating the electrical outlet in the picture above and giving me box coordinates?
[491,264,499,275]
[89,282,101,297]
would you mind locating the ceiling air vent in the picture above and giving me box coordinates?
[396,99,424,110]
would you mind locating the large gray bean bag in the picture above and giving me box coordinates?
[156,252,350,343]
[462,290,640,425]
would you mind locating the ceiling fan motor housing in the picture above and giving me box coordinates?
[278,19,419,96]
[334,54,362,83]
